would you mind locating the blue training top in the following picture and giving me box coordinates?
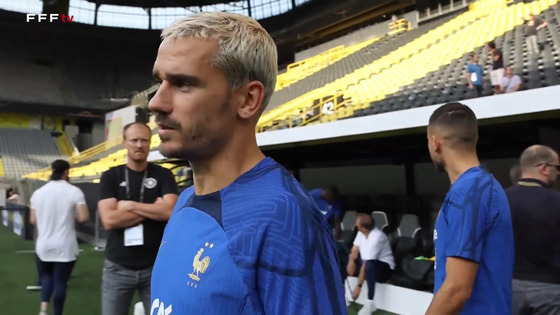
[150,157,347,315]
[434,166,513,315]
[466,63,484,86]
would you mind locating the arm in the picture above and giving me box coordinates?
[512,76,521,92]
[332,205,342,240]
[98,198,144,230]
[425,257,479,314]
[6,194,18,203]
[125,167,178,221]
[72,188,89,223]
[30,208,37,226]
[352,262,367,300]
[333,215,342,240]
[347,245,360,275]
[121,193,178,221]
[96,168,144,230]
[537,20,547,30]
[75,204,90,223]
[492,52,500,62]
[465,66,473,88]
[29,192,37,225]
[499,79,507,93]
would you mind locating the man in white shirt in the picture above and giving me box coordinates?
[30,160,90,315]
[347,214,395,315]
[500,65,522,94]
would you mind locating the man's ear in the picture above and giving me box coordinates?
[539,163,550,178]
[237,80,265,120]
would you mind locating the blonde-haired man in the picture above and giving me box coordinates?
[149,12,346,315]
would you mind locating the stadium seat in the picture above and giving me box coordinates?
[372,211,389,230]
[398,214,421,238]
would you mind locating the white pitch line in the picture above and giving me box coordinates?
[15,249,84,254]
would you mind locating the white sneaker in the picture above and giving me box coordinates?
[357,300,377,315]
[38,311,47,315]
[27,285,42,291]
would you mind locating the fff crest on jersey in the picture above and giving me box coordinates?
[187,241,214,288]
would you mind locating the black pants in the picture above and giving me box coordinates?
[472,85,483,98]
[348,257,392,299]
[37,257,76,315]
[513,279,560,315]
[36,255,43,286]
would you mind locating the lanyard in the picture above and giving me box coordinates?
[125,167,147,202]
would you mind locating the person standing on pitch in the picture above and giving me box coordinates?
[425,102,514,314]
[30,160,90,315]
[148,12,346,314]
[97,122,178,315]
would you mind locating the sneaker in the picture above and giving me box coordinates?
[357,300,377,315]
[27,285,42,291]
[38,311,47,315]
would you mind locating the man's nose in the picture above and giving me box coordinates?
[148,82,172,114]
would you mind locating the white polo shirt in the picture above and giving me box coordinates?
[30,180,86,262]
[353,228,395,269]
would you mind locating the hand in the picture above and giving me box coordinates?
[352,286,361,300]
[347,261,356,276]
[117,200,135,212]
[468,83,474,90]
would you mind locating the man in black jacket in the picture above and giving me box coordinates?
[97,122,178,315]
[506,144,560,315]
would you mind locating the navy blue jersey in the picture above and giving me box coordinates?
[150,157,346,315]
[434,166,513,314]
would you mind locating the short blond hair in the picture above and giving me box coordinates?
[162,12,278,112]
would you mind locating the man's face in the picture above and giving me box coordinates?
[149,36,237,160]
[505,67,514,77]
[123,125,151,163]
[427,126,446,173]
[546,154,560,186]
[355,218,363,233]
[473,54,479,63]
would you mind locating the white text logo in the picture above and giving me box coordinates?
[150,299,172,315]
[26,14,74,23]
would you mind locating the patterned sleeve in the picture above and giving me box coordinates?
[255,196,346,315]
[444,176,495,262]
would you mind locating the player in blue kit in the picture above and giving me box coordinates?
[425,103,514,314]
[147,11,346,315]
[309,187,342,238]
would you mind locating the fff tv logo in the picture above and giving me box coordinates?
[26,14,75,23]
